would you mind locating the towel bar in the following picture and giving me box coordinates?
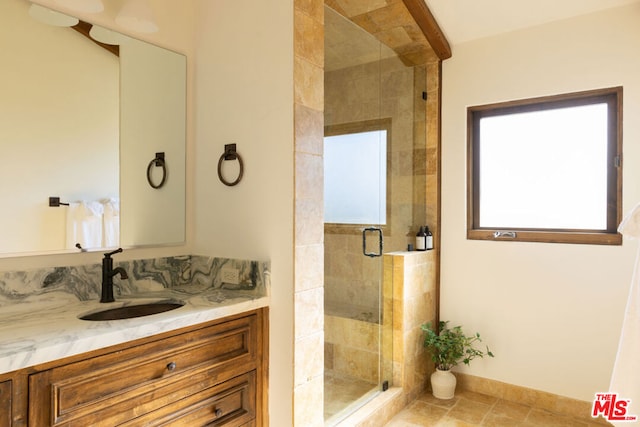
[49,197,69,207]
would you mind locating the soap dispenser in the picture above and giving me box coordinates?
[415,226,426,251]
[425,226,433,250]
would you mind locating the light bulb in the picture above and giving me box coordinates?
[28,3,79,27]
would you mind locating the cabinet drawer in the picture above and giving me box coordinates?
[29,314,258,426]
[0,380,10,427]
[125,371,256,427]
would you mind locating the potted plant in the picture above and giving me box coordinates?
[421,320,494,399]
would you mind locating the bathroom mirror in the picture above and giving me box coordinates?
[0,0,186,257]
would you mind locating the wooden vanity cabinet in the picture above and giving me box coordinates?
[0,378,11,427]
[25,308,268,427]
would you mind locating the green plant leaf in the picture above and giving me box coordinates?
[421,320,494,370]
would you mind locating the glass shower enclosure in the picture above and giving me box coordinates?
[323,4,427,424]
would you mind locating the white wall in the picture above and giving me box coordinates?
[440,4,640,401]
[193,1,294,425]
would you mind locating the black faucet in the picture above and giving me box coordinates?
[101,248,129,303]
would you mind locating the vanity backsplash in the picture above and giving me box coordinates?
[0,255,270,304]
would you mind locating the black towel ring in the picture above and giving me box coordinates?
[147,152,167,189]
[218,144,244,186]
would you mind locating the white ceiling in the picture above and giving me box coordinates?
[424,0,640,45]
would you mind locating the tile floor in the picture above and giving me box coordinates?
[384,390,611,427]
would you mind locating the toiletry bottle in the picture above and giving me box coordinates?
[416,226,426,251]
[425,226,433,250]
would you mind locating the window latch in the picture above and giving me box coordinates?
[493,231,517,239]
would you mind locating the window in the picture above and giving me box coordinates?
[324,119,390,225]
[467,87,622,245]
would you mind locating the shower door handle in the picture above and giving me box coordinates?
[362,227,383,257]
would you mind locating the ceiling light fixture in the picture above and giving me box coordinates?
[89,25,128,45]
[52,0,104,14]
[115,0,159,33]
[28,3,79,27]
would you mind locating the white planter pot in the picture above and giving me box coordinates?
[431,368,456,399]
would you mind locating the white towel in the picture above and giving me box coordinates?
[103,198,120,248]
[66,201,104,250]
[609,203,640,425]
[618,201,640,240]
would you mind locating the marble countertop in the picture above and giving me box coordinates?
[0,285,269,375]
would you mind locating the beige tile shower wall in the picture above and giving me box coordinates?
[324,314,380,383]
[325,56,417,251]
[387,251,437,404]
[412,65,428,230]
[293,0,325,426]
[324,55,422,312]
[424,61,440,237]
[324,231,382,314]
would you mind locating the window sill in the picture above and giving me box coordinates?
[467,229,622,245]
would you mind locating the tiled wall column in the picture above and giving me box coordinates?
[388,251,437,402]
[293,0,325,426]
[353,251,437,427]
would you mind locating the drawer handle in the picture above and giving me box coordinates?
[166,362,177,372]
[214,408,223,418]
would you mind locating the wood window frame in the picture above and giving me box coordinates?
[467,87,623,245]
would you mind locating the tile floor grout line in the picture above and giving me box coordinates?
[477,397,498,426]
[521,402,534,425]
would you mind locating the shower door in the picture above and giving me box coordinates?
[323,54,394,426]
[324,5,413,423]
[324,2,427,424]
[324,7,394,426]
[323,124,390,426]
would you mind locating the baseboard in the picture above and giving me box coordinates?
[455,373,611,425]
